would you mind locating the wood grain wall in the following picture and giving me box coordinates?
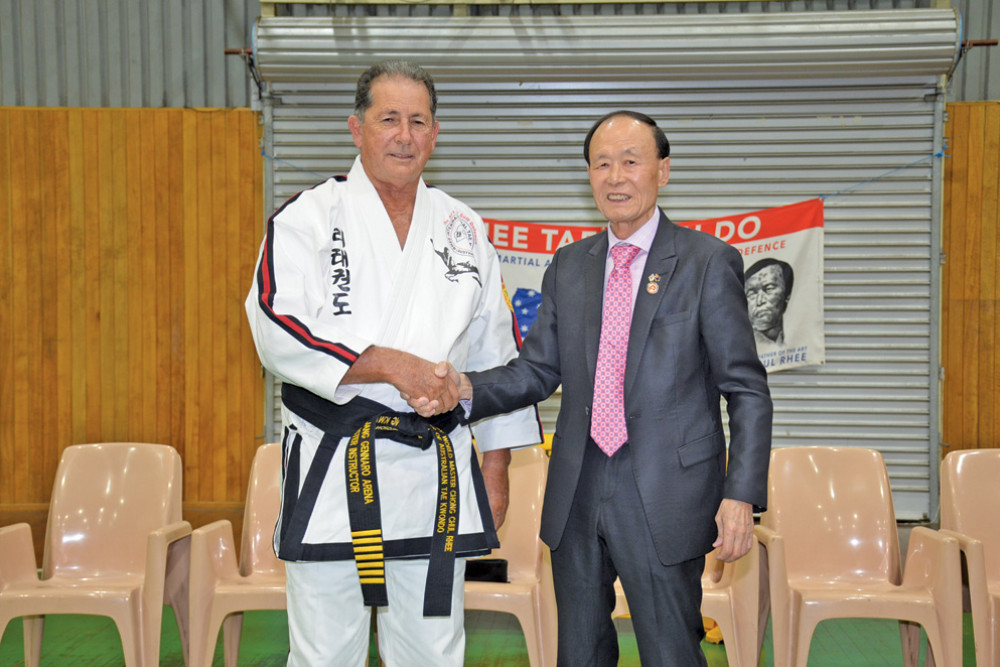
[942,101,1000,453]
[0,108,266,556]
[1,102,997,557]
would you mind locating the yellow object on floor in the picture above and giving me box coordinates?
[703,617,724,644]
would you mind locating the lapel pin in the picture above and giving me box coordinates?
[648,273,661,283]
[646,273,661,294]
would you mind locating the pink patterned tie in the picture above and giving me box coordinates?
[591,243,641,456]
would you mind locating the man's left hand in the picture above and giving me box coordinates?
[480,448,512,530]
[712,498,754,563]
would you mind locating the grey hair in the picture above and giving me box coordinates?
[354,61,438,121]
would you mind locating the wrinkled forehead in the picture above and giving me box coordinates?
[369,75,434,115]
[591,116,658,155]
[749,264,785,286]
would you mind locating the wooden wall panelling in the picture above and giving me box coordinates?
[950,103,979,451]
[7,101,999,547]
[942,101,1000,452]
[0,108,265,558]
[0,108,10,506]
[979,107,999,450]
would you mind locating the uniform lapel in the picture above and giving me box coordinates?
[625,211,678,395]
[345,157,429,344]
[584,232,610,383]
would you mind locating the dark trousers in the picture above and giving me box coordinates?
[551,440,707,667]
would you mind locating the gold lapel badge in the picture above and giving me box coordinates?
[646,273,661,294]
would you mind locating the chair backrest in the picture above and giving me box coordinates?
[761,446,901,584]
[489,446,548,581]
[941,449,1000,582]
[239,442,285,577]
[43,443,183,578]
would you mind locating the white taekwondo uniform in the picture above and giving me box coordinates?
[246,156,542,666]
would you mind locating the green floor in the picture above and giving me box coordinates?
[0,609,977,665]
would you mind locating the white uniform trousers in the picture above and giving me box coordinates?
[286,558,467,666]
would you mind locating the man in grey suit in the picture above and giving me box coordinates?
[410,110,772,666]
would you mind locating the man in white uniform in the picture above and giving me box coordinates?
[245,61,542,666]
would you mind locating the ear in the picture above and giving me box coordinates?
[429,120,440,153]
[348,115,363,149]
[658,157,671,188]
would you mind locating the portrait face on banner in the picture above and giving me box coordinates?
[744,258,795,351]
[679,199,823,372]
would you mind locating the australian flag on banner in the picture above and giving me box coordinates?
[511,288,542,338]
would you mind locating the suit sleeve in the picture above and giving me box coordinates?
[459,222,545,451]
[466,247,566,422]
[699,243,773,509]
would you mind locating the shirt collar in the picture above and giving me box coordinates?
[606,208,660,256]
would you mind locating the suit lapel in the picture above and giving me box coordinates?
[625,211,678,394]
[584,232,609,382]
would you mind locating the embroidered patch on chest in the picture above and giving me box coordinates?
[446,211,477,257]
[432,211,481,285]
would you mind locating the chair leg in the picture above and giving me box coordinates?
[924,620,963,667]
[771,603,798,667]
[222,611,244,667]
[756,561,770,665]
[22,615,44,667]
[513,609,542,667]
[714,613,740,667]
[992,601,1000,667]
[111,613,144,667]
[792,616,818,667]
[165,543,191,667]
[195,612,223,667]
[899,620,922,667]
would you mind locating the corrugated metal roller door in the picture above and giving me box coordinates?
[255,9,959,520]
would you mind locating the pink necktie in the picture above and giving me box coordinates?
[591,243,641,456]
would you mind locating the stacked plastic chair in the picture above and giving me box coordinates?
[188,442,286,667]
[464,445,556,667]
[939,449,1000,667]
[0,443,191,666]
[612,539,763,667]
[756,446,962,667]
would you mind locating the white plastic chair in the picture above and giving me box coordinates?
[188,442,285,667]
[939,449,1000,667]
[612,539,762,667]
[465,446,556,667]
[756,446,962,667]
[0,442,191,666]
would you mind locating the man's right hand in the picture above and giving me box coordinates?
[403,361,471,417]
[345,347,461,413]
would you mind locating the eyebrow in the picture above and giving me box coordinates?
[376,109,432,120]
[594,146,644,160]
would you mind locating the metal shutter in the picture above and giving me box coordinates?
[255,9,959,519]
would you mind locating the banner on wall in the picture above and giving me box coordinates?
[485,198,825,373]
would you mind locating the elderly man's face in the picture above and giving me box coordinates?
[745,265,788,335]
[348,75,439,194]
[587,116,670,238]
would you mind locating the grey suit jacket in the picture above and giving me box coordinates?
[467,210,772,566]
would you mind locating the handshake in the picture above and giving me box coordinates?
[400,360,473,418]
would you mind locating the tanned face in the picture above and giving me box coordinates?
[586,116,670,239]
[348,75,439,196]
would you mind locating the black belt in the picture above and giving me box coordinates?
[280,384,463,617]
